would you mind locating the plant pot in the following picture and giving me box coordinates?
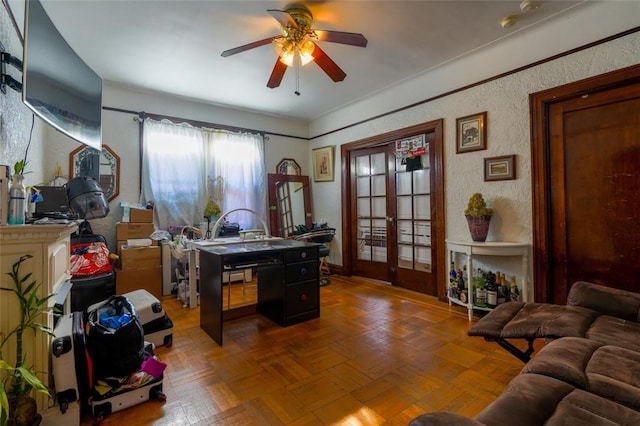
[465,214,492,242]
[8,393,41,426]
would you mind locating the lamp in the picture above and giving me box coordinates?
[274,37,315,67]
[66,176,109,219]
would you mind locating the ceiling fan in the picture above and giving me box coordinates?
[221,4,367,93]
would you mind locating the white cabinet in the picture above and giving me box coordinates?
[446,240,529,321]
[0,223,77,410]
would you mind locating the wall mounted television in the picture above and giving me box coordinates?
[22,0,103,150]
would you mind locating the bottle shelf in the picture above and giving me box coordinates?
[446,240,529,321]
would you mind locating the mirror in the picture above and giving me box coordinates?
[268,174,312,237]
[69,144,120,201]
[276,158,301,176]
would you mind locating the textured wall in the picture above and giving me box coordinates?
[309,32,640,279]
[0,5,45,186]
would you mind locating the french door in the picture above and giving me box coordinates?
[343,121,444,296]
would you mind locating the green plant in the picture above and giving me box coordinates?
[0,255,56,426]
[12,160,29,176]
[464,193,494,217]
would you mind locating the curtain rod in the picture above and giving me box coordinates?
[101,106,309,141]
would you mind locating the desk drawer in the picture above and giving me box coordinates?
[286,280,319,317]
[285,261,318,283]
[285,248,318,263]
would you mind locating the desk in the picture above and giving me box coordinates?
[197,240,320,345]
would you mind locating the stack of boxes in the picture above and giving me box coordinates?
[115,208,162,298]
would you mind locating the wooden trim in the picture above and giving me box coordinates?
[312,28,639,140]
[101,29,638,144]
[340,119,445,298]
[529,63,640,302]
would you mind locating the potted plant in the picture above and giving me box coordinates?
[0,255,56,426]
[464,193,494,242]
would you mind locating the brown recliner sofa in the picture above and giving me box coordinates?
[409,282,640,425]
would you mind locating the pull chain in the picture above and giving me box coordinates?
[294,45,301,96]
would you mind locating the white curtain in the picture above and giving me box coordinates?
[203,128,266,231]
[141,119,266,232]
[142,119,206,230]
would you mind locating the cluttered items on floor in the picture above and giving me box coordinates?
[51,291,171,424]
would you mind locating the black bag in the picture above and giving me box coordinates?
[86,295,145,379]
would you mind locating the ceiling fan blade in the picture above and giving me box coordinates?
[313,30,368,47]
[267,9,298,28]
[311,43,347,82]
[267,59,287,88]
[221,36,280,57]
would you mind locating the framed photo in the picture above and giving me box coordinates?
[484,155,516,181]
[312,146,335,182]
[456,111,487,153]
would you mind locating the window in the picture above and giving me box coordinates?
[142,119,265,232]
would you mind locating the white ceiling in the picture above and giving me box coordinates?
[19,0,589,121]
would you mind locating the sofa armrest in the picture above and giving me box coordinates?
[409,412,485,426]
[567,281,640,322]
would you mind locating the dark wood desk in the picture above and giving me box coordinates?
[198,240,319,345]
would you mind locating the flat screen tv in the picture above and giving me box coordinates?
[22,0,103,150]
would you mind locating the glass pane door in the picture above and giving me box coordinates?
[395,153,431,273]
[355,152,388,264]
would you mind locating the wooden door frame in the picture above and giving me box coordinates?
[530,64,640,302]
[340,119,446,299]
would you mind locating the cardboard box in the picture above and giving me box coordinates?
[116,239,157,256]
[116,222,155,240]
[116,266,162,299]
[130,208,154,223]
[119,245,160,269]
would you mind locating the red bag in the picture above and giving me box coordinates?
[70,242,112,276]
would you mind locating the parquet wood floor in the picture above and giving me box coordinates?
[82,275,537,425]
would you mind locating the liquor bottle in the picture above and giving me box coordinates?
[449,261,457,298]
[510,276,520,302]
[496,271,506,305]
[486,272,497,308]
[474,268,487,307]
[457,268,467,303]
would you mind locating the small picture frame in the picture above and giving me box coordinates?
[312,146,335,182]
[456,111,487,154]
[484,155,516,181]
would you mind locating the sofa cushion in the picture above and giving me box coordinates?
[523,337,640,411]
[568,281,640,322]
[476,374,640,426]
[585,316,640,352]
[468,302,601,340]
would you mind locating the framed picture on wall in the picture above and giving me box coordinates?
[456,111,487,153]
[484,155,516,181]
[312,146,335,182]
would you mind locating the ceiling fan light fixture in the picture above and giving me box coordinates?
[299,39,315,65]
[275,38,315,67]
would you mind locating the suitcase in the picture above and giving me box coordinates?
[70,233,115,313]
[122,289,174,348]
[88,289,174,348]
[89,344,166,422]
[51,312,92,420]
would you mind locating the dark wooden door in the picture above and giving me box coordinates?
[532,65,640,304]
[342,121,444,297]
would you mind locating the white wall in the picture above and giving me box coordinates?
[43,82,311,250]
[307,0,639,277]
